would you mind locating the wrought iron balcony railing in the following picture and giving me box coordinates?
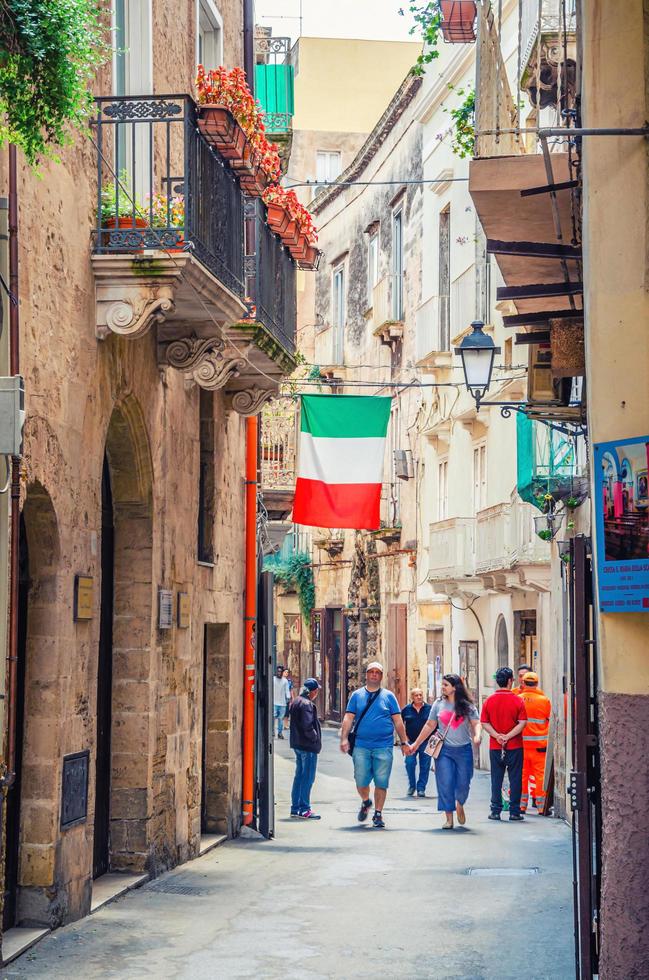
[93,94,245,299]
[245,198,297,354]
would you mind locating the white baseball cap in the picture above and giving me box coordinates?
[366,661,384,673]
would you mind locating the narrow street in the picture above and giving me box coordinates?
[7,731,574,980]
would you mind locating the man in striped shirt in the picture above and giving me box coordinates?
[518,671,552,813]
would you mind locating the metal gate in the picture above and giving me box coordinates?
[255,569,275,839]
[568,535,601,978]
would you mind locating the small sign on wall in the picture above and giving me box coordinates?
[177,592,191,629]
[74,574,93,621]
[158,589,174,629]
[61,750,89,829]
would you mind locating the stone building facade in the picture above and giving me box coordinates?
[1,0,295,948]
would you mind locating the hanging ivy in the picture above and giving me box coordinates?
[0,0,109,164]
[264,551,315,624]
[400,2,443,76]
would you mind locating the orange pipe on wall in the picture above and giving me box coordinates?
[242,414,257,826]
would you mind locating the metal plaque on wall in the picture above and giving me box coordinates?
[73,574,94,621]
[61,750,89,829]
[158,588,173,629]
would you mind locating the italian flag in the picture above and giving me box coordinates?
[292,394,391,529]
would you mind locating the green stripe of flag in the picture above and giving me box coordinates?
[300,394,392,438]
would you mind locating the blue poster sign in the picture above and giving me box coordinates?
[594,436,649,613]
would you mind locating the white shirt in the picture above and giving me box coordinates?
[273,676,290,707]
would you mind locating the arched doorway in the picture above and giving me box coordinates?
[93,397,153,887]
[3,483,61,929]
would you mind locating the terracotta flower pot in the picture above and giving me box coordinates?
[197,105,247,160]
[266,203,290,236]
[101,215,148,252]
[280,219,301,248]
[298,244,320,270]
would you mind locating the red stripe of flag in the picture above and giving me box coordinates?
[292,478,381,530]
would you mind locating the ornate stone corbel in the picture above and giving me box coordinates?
[227,386,277,416]
[166,335,248,390]
[100,295,175,340]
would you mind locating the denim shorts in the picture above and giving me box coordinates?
[352,746,394,789]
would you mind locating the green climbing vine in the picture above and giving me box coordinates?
[0,0,109,164]
[400,2,443,76]
[446,86,476,158]
[264,551,315,623]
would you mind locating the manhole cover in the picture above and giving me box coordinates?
[467,867,539,876]
[147,878,218,896]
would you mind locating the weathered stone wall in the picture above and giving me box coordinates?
[0,0,248,933]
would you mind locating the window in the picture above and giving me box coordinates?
[316,150,342,185]
[496,616,509,669]
[389,404,401,525]
[197,0,223,70]
[472,443,487,513]
[438,206,451,350]
[113,0,152,195]
[392,208,404,320]
[437,458,448,521]
[198,390,216,562]
[504,337,513,369]
[367,230,379,303]
[332,263,345,364]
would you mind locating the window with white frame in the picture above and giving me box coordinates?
[367,228,379,303]
[113,0,152,199]
[437,458,448,521]
[197,0,223,70]
[389,404,401,526]
[316,150,342,185]
[472,443,487,513]
[332,263,345,364]
[392,206,404,320]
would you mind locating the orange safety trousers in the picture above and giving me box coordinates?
[521,745,547,811]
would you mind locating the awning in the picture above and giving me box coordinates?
[469,152,582,318]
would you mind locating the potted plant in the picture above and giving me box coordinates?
[149,192,185,250]
[262,185,291,235]
[99,171,148,249]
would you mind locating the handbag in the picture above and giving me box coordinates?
[424,709,455,760]
[347,689,380,755]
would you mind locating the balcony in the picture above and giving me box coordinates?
[519,0,577,110]
[428,518,476,583]
[475,499,551,589]
[372,275,404,348]
[260,399,297,522]
[255,32,294,173]
[92,94,297,414]
[314,324,345,374]
[415,295,451,364]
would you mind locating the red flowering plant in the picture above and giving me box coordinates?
[196,65,281,182]
[262,185,318,245]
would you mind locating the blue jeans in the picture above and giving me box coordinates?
[404,744,432,793]
[291,749,318,815]
[273,704,285,735]
[352,746,394,789]
[434,742,474,812]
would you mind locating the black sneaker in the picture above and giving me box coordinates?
[358,798,372,822]
[278,733,284,739]
[417,791,426,798]
[407,787,415,797]
[488,812,501,821]
[509,813,525,822]
[372,810,385,829]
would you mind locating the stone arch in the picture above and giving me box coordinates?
[12,481,64,926]
[496,614,509,669]
[98,395,154,877]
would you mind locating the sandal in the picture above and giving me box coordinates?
[456,803,466,825]
[441,817,454,830]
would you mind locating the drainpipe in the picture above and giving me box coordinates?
[3,145,20,791]
[242,414,257,826]
[243,0,255,93]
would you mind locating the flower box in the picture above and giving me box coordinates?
[197,105,248,160]
[280,219,301,248]
[266,202,290,236]
[101,216,148,252]
[296,244,320,271]
[440,1,477,43]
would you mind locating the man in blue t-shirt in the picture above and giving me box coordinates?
[340,662,410,829]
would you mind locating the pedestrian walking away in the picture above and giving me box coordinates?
[512,663,532,697]
[273,665,291,738]
[401,687,433,797]
[407,674,481,829]
[289,678,323,819]
[339,661,409,829]
[480,667,528,822]
[282,667,294,729]
[518,671,551,813]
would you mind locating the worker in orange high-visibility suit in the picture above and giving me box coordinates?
[519,671,551,813]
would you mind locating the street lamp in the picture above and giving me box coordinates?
[455,320,501,409]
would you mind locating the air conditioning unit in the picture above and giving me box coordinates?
[394,449,413,480]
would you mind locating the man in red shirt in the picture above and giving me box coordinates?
[480,667,528,821]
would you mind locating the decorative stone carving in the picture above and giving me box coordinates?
[228,386,277,416]
[103,296,175,340]
[166,335,248,390]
